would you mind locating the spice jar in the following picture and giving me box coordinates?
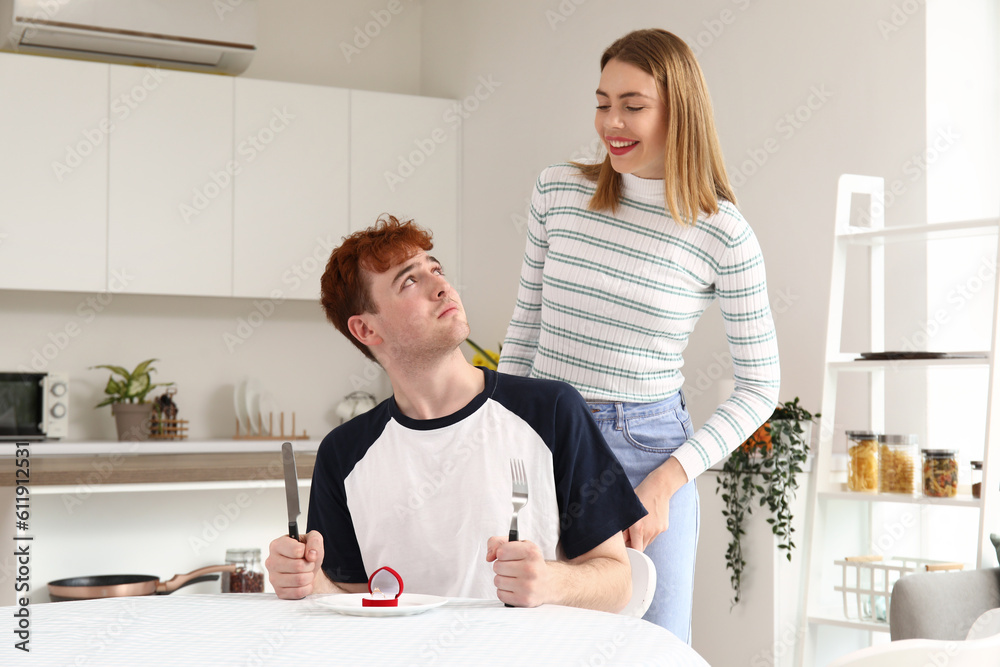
[846,431,879,492]
[222,548,264,593]
[921,450,958,497]
[878,434,917,494]
[971,460,983,499]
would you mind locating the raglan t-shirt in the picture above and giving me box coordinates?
[307,368,646,599]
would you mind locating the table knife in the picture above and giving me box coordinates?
[281,441,300,540]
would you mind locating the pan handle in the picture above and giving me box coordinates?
[157,564,238,594]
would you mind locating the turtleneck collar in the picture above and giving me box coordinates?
[621,172,664,201]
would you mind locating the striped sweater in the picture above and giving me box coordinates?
[498,163,780,479]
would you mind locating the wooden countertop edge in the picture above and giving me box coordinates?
[0,451,317,487]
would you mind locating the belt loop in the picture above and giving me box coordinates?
[614,402,625,431]
[678,389,687,410]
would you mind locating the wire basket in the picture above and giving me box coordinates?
[833,555,963,624]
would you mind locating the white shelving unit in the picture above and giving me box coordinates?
[798,175,1000,664]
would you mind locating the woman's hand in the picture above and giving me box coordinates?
[625,477,670,551]
[624,457,689,551]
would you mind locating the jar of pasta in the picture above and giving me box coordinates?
[878,434,917,494]
[922,449,958,498]
[846,431,879,492]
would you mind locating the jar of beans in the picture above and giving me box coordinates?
[222,548,264,593]
[922,450,958,498]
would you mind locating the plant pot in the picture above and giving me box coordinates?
[111,402,153,441]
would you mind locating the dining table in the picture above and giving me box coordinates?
[2,592,710,666]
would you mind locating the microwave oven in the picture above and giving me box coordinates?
[0,372,69,440]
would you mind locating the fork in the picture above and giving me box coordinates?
[508,458,529,543]
[505,458,529,608]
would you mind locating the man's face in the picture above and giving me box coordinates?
[361,251,469,363]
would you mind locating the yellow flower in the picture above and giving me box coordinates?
[466,339,500,370]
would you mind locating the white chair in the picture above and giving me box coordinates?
[825,633,1000,667]
[620,547,656,618]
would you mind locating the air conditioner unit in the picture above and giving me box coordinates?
[0,0,257,75]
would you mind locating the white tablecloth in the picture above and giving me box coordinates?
[3,593,710,666]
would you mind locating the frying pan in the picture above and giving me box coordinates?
[48,564,238,601]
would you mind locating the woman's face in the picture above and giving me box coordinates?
[594,58,667,180]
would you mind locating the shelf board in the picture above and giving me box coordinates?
[837,217,1000,244]
[0,438,319,458]
[808,611,890,633]
[23,477,312,496]
[819,490,982,508]
[828,353,990,371]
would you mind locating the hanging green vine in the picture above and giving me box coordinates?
[716,397,819,606]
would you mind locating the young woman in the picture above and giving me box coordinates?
[498,29,780,640]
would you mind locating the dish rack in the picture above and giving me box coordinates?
[834,555,964,624]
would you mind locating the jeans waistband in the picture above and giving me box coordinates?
[587,391,686,421]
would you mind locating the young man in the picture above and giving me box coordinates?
[265,216,646,612]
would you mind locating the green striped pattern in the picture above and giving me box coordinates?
[498,164,780,479]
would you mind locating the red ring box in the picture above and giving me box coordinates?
[362,566,403,608]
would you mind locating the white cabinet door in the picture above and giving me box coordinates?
[0,53,108,292]
[107,66,234,296]
[233,79,350,301]
[350,91,459,284]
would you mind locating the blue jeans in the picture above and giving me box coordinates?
[588,392,699,642]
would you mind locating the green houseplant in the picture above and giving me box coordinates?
[716,397,819,606]
[92,358,173,441]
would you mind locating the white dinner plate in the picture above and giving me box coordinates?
[314,593,447,617]
[233,379,249,434]
[244,377,261,434]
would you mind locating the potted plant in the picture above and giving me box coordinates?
[716,397,819,606]
[92,359,173,441]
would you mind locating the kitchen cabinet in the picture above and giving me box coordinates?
[350,91,460,284]
[0,54,108,292]
[107,66,234,297]
[0,53,460,299]
[232,80,350,301]
[798,175,1000,664]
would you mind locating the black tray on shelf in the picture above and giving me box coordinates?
[856,351,988,360]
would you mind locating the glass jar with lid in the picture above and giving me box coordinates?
[921,449,958,497]
[878,434,918,494]
[971,460,983,499]
[222,547,264,593]
[846,430,879,492]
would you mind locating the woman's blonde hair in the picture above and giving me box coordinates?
[575,29,736,224]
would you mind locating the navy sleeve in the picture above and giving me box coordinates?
[306,404,391,585]
[491,371,647,560]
